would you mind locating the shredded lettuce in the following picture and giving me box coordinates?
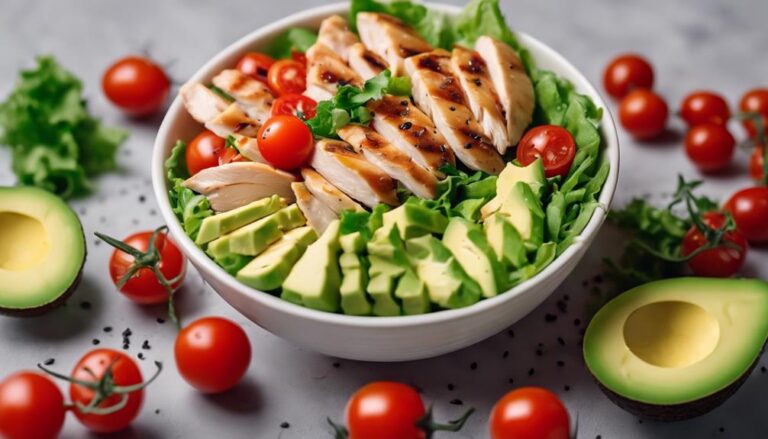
[165,140,213,241]
[266,28,318,59]
[0,56,128,198]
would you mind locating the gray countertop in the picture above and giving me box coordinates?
[1,0,767,437]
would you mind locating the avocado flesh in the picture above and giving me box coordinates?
[339,252,372,316]
[196,195,284,245]
[584,277,768,421]
[281,220,342,312]
[0,187,85,315]
[481,159,545,219]
[236,227,317,291]
[442,217,505,298]
[226,205,305,256]
[484,214,527,269]
[380,202,449,239]
[496,181,545,250]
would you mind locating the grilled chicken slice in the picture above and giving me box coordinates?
[367,95,454,176]
[300,168,364,214]
[180,82,229,124]
[305,43,363,102]
[356,12,432,76]
[338,125,438,199]
[317,15,359,62]
[230,135,266,163]
[204,103,260,139]
[183,162,295,212]
[404,50,505,174]
[474,36,534,146]
[451,46,510,154]
[211,69,274,124]
[291,182,337,234]
[309,139,398,208]
[348,42,388,81]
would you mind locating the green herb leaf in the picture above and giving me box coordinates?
[165,140,213,240]
[266,28,318,59]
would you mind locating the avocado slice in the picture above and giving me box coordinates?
[281,220,342,312]
[196,195,284,245]
[406,235,481,309]
[394,270,429,315]
[339,252,372,316]
[484,213,527,269]
[0,187,86,315]
[481,159,545,218]
[584,277,768,421]
[496,181,545,251]
[442,217,506,298]
[236,227,317,291]
[380,202,449,240]
[227,205,305,256]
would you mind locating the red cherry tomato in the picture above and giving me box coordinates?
[267,59,306,96]
[603,54,654,99]
[0,372,65,439]
[236,52,274,84]
[186,130,226,176]
[750,146,765,182]
[739,88,768,138]
[490,387,570,439]
[102,56,170,116]
[516,125,576,178]
[270,94,317,120]
[684,123,735,172]
[291,50,308,66]
[346,382,426,439]
[217,145,245,165]
[619,89,669,140]
[174,317,251,394]
[724,186,768,244]
[681,212,747,277]
[70,349,146,433]
[108,230,186,304]
[257,115,314,170]
[679,91,731,127]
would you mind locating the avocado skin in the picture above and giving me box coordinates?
[593,352,762,422]
[0,224,86,317]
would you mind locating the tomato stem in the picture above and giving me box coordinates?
[326,418,349,439]
[416,405,475,439]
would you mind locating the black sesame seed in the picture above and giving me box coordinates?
[123,344,130,350]
[762,366,767,373]
[80,301,92,310]
[557,337,565,346]
[719,427,725,432]
[508,378,514,384]
[535,349,543,356]
[142,340,151,350]
[447,383,455,391]
[399,121,413,130]
[470,362,478,370]
[155,409,161,415]
[564,385,571,391]
[557,360,565,367]
[508,329,515,338]
[280,422,290,429]
[138,352,145,360]
[122,328,132,337]
[156,318,166,324]
[103,326,113,333]
[94,240,101,246]
[581,280,589,287]
[473,79,481,86]
[332,362,340,368]
[502,350,509,359]
[593,274,603,283]
[544,313,557,323]
[92,339,100,345]
[43,358,55,366]
[449,399,463,405]
[400,100,409,106]
[596,435,602,439]
[528,368,535,376]
[463,142,473,149]
[449,106,456,111]
[574,318,581,326]
[139,195,146,203]
[556,300,568,313]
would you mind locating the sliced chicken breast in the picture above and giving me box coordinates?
[338,124,438,199]
[300,168,364,214]
[291,182,337,234]
[404,50,505,174]
[204,103,261,139]
[451,46,510,154]
[183,162,296,212]
[305,43,363,102]
[211,69,274,124]
[356,12,432,76]
[231,135,266,163]
[348,42,388,81]
[317,15,359,62]
[367,95,454,176]
[474,36,534,146]
[309,139,398,208]
[180,82,229,124]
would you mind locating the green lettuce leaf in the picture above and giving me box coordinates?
[266,28,318,59]
[165,140,213,240]
[0,56,127,198]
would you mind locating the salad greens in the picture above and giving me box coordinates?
[0,56,128,198]
[266,28,318,59]
[165,140,213,241]
[307,70,411,138]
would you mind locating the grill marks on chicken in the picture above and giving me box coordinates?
[305,43,363,102]
[356,12,432,76]
[317,15,360,62]
[211,69,274,124]
[291,181,337,234]
[301,168,364,214]
[348,42,389,81]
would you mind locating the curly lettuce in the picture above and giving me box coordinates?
[165,140,213,241]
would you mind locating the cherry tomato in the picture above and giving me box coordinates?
[619,89,669,140]
[679,91,730,127]
[270,94,317,119]
[603,54,654,99]
[516,125,576,178]
[267,59,306,96]
[108,230,186,304]
[739,88,768,137]
[236,52,274,83]
[102,56,170,116]
[681,212,747,277]
[70,349,146,433]
[291,50,308,66]
[684,123,735,172]
[749,146,765,182]
[0,372,65,439]
[490,387,570,439]
[186,130,226,176]
[257,115,314,170]
[346,382,426,439]
[175,317,251,393]
[724,186,768,244]
[217,145,245,165]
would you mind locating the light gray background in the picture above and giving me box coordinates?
[1,0,767,437]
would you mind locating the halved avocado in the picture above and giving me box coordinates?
[584,277,768,421]
[0,187,86,316]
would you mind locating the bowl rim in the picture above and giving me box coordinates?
[152,1,620,329]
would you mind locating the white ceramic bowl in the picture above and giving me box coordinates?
[152,2,620,362]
